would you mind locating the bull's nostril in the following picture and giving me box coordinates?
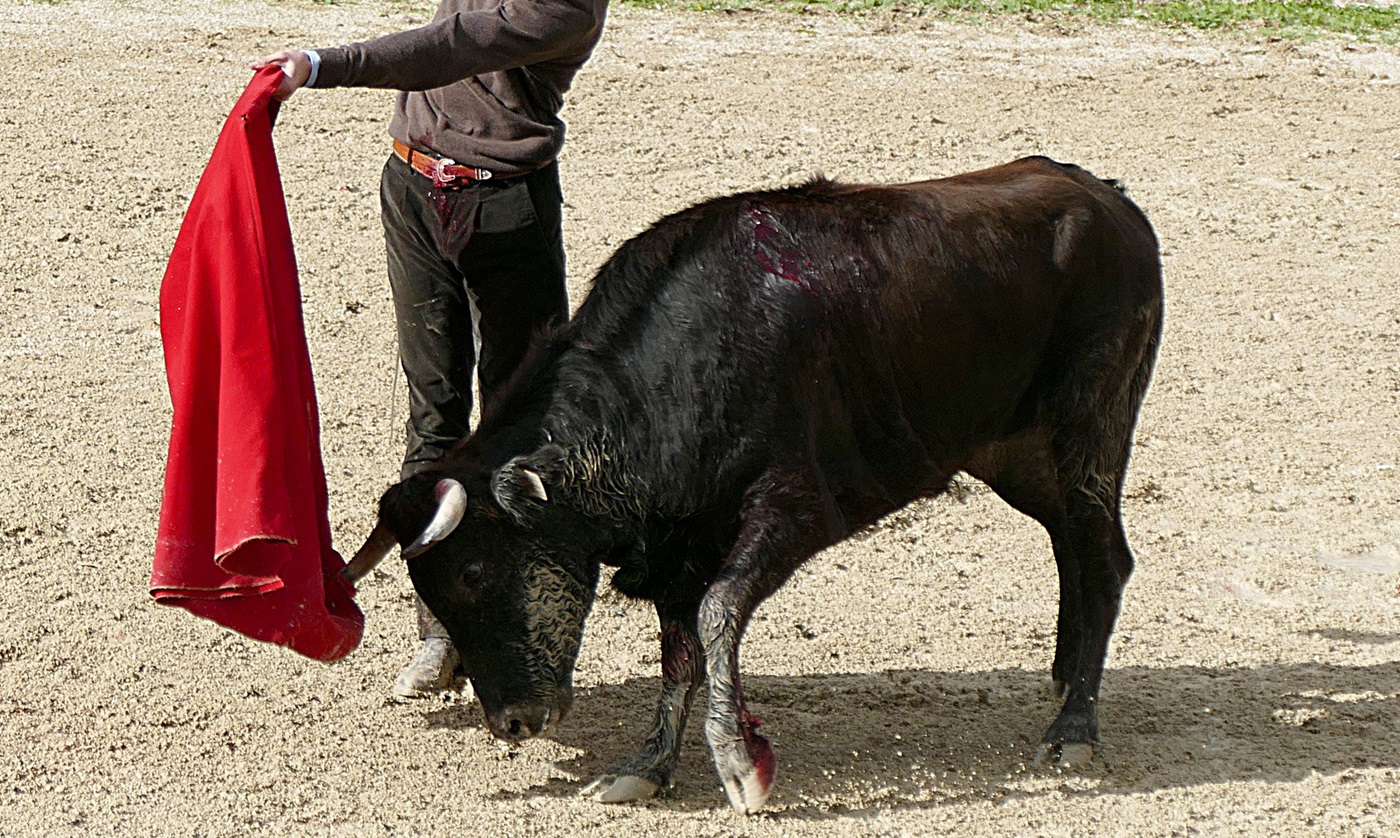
[495,704,556,742]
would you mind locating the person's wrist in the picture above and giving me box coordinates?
[303,50,321,88]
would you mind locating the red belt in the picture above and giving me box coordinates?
[392,140,516,189]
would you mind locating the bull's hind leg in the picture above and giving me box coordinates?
[1032,489,1136,767]
[968,419,1142,764]
[965,432,1081,694]
[969,435,1135,767]
[1034,305,1159,765]
[971,294,1158,766]
[583,603,705,803]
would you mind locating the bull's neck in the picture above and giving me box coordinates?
[470,340,652,525]
[541,348,653,523]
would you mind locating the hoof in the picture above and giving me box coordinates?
[720,764,772,815]
[581,774,661,804]
[715,713,775,815]
[1032,741,1095,769]
[393,637,461,698]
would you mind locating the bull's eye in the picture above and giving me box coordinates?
[460,563,484,587]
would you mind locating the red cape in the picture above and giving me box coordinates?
[151,68,363,661]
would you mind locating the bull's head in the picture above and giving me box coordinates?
[347,449,605,743]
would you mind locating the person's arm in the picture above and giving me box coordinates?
[254,0,599,96]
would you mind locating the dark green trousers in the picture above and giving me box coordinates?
[380,154,569,639]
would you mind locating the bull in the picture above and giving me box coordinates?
[347,156,1164,813]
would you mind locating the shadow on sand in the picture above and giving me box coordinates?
[425,658,1399,814]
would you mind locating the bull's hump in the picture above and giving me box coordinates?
[744,205,824,295]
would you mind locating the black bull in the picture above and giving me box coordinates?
[346,156,1164,813]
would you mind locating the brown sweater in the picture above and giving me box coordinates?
[311,0,608,176]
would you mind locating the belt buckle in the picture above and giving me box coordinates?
[429,156,458,189]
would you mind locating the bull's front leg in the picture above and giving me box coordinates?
[698,471,830,814]
[582,610,704,803]
[698,580,777,814]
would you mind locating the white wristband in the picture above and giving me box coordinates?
[303,49,321,87]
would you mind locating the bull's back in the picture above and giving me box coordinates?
[571,158,1160,518]
[765,159,1155,459]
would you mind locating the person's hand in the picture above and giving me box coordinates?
[249,50,312,101]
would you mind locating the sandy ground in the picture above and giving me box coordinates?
[2,0,1398,834]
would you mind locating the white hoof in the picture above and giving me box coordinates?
[581,775,661,804]
[720,765,771,815]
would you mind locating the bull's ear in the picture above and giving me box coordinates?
[492,457,549,519]
[491,444,566,519]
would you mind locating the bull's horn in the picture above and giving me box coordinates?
[341,521,398,585]
[521,468,548,502]
[402,478,468,560]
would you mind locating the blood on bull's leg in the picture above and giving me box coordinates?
[698,581,775,815]
[583,612,705,802]
[697,473,830,814]
[573,474,832,812]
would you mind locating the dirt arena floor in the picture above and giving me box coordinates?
[2,0,1398,834]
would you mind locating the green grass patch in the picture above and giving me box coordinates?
[619,0,1400,41]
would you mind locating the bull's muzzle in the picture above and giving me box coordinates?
[486,694,574,743]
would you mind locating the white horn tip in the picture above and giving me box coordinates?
[522,469,548,502]
[403,478,468,559]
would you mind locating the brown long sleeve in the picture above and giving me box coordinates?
[311,0,608,175]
